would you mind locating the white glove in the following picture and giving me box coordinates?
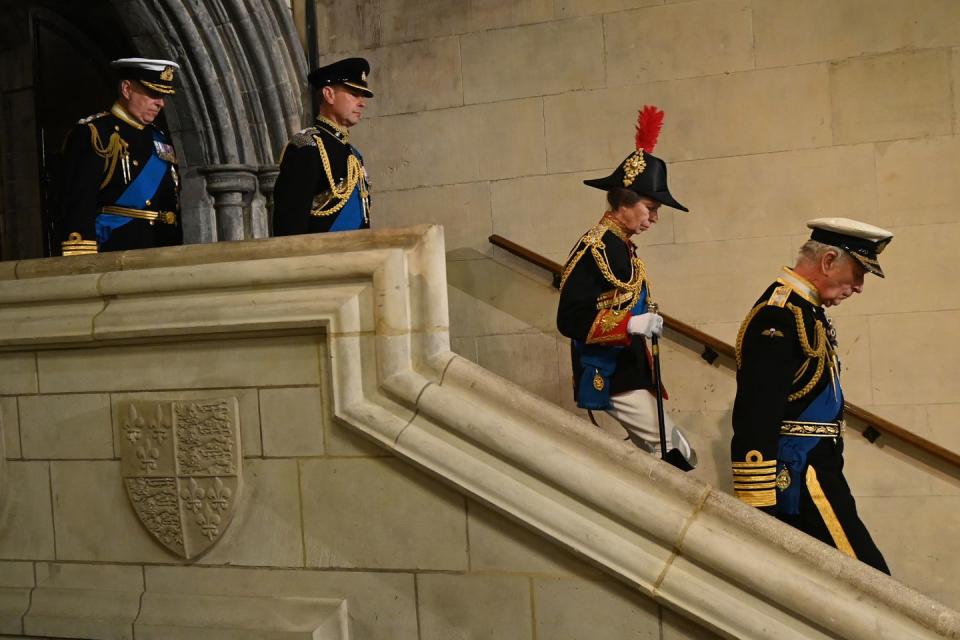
[627,312,663,338]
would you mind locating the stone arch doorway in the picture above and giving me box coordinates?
[0,0,306,259]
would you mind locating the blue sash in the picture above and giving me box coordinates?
[329,188,364,231]
[329,147,366,232]
[776,380,844,514]
[95,214,134,244]
[95,129,171,244]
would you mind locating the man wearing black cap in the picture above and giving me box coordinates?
[731,217,894,573]
[272,58,373,236]
[59,58,182,256]
[557,106,696,470]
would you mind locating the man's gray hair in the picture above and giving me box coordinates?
[796,240,853,266]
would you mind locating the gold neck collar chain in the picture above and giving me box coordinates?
[316,114,349,142]
[111,102,145,130]
[778,267,822,306]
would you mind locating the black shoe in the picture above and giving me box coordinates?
[663,448,695,472]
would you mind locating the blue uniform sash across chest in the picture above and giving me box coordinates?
[96,128,176,243]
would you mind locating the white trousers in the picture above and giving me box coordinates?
[606,389,697,465]
[607,389,671,452]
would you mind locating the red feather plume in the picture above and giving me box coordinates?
[634,105,664,153]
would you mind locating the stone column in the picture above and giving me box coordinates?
[199,165,258,242]
[257,165,280,238]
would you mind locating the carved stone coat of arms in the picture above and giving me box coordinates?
[119,397,242,559]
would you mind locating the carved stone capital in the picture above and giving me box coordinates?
[198,165,259,241]
[199,164,258,196]
[257,165,280,196]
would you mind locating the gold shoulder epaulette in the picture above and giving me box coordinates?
[78,111,109,125]
[582,222,608,247]
[559,223,608,291]
[766,285,791,308]
[290,127,319,148]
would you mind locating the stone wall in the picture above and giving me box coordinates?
[0,335,707,639]
[308,0,960,608]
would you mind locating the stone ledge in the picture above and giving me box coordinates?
[136,592,348,640]
[19,582,347,640]
[24,586,141,640]
[0,586,30,634]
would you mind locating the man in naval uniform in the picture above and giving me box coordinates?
[272,57,373,236]
[556,106,696,471]
[731,218,893,574]
[59,58,182,256]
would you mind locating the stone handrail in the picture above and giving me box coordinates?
[0,227,957,639]
[488,233,960,472]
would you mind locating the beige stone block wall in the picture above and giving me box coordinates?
[469,0,554,31]
[0,327,723,638]
[260,387,324,457]
[876,136,960,227]
[0,461,54,560]
[0,561,32,634]
[300,457,469,570]
[307,0,960,611]
[753,0,960,67]
[604,0,754,85]
[0,352,37,395]
[534,577,660,639]
[830,50,952,145]
[417,573,534,639]
[20,394,112,460]
[0,397,20,458]
[461,17,604,104]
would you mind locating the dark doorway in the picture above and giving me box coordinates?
[0,0,138,260]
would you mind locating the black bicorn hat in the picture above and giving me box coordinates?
[308,57,374,98]
[111,58,180,94]
[807,217,894,278]
[584,105,688,212]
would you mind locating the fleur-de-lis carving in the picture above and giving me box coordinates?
[179,478,205,514]
[123,404,145,445]
[136,445,160,472]
[151,404,170,443]
[196,508,222,540]
[207,477,232,512]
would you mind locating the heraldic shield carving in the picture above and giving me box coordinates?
[119,397,242,559]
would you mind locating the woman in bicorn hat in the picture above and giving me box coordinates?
[556,106,697,470]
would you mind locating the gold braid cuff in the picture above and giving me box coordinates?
[61,232,98,256]
[732,450,777,508]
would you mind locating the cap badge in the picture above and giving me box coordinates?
[361,70,367,81]
[622,150,646,187]
[161,66,175,81]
